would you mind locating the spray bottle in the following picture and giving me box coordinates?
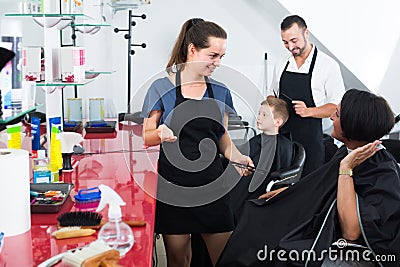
[96,184,134,256]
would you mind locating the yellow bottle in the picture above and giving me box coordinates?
[6,123,22,149]
[50,125,62,174]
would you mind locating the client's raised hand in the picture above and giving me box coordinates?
[340,140,382,171]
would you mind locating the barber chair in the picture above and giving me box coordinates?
[228,115,257,146]
[266,141,306,192]
[381,139,400,163]
[26,111,46,123]
[324,134,339,163]
[379,115,400,163]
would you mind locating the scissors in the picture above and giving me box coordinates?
[231,162,267,174]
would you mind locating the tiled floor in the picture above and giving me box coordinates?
[154,235,167,267]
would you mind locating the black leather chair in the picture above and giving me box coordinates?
[266,141,306,192]
[324,134,339,163]
[380,115,400,163]
[228,115,257,146]
[381,139,400,163]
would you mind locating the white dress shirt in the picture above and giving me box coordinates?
[268,44,345,108]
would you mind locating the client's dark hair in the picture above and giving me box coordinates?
[340,89,394,142]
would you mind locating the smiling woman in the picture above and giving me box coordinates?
[141,18,253,267]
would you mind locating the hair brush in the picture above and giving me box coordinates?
[62,240,122,267]
[57,211,146,229]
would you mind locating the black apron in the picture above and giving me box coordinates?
[279,47,324,176]
[155,72,234,234]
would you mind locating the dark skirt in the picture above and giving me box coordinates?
[155,154,234,234]
[155,194,234,234]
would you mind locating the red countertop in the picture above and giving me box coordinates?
[0,122,159,267]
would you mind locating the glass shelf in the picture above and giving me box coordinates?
[5,13,94,28]
[73,23,110,34]
[5,13,87,18]
[86,70,115,74]
[85,70,115,79]
[73,23,111,27]
[0,105,43,124]
[36,79,94,87]
[108,0,150,12]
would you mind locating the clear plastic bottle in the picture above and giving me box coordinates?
[96,184,135,256]
[97,218,134,256]
[33,150,51,183]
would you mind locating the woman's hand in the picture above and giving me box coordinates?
[156,124,177,143]
[340,140,382,170]
[258,187,288,200]
[233,155,254,176]
[336,141,381,242]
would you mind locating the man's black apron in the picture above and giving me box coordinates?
[279,47,324,176]
[155,71,234,234]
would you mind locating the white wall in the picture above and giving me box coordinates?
[0,0,280,125]
[278,0,400,115]
[1,0,399,128]
[79,0,284,126]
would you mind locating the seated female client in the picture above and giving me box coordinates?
[217,89,400,267]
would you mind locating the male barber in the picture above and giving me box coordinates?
[268,15,345,176]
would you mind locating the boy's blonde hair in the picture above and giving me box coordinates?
[260,98,289,125]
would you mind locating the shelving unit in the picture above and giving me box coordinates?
[2,0,149,140]
[3,13,61,148]
[3,1,110,152]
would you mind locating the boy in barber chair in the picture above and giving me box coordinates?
[230,98,294,224]
[191,98,295,267]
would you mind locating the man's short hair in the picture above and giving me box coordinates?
[261,98,289,125]
[281,15,307,31]
[340,89,395,142]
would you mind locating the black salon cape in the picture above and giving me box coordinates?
[217,147,400,267]
[230,133,294,223]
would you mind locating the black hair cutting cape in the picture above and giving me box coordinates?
[217,146,400,267]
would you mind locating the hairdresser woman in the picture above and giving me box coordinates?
[217,89,400,267]
[141,18,252,267]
